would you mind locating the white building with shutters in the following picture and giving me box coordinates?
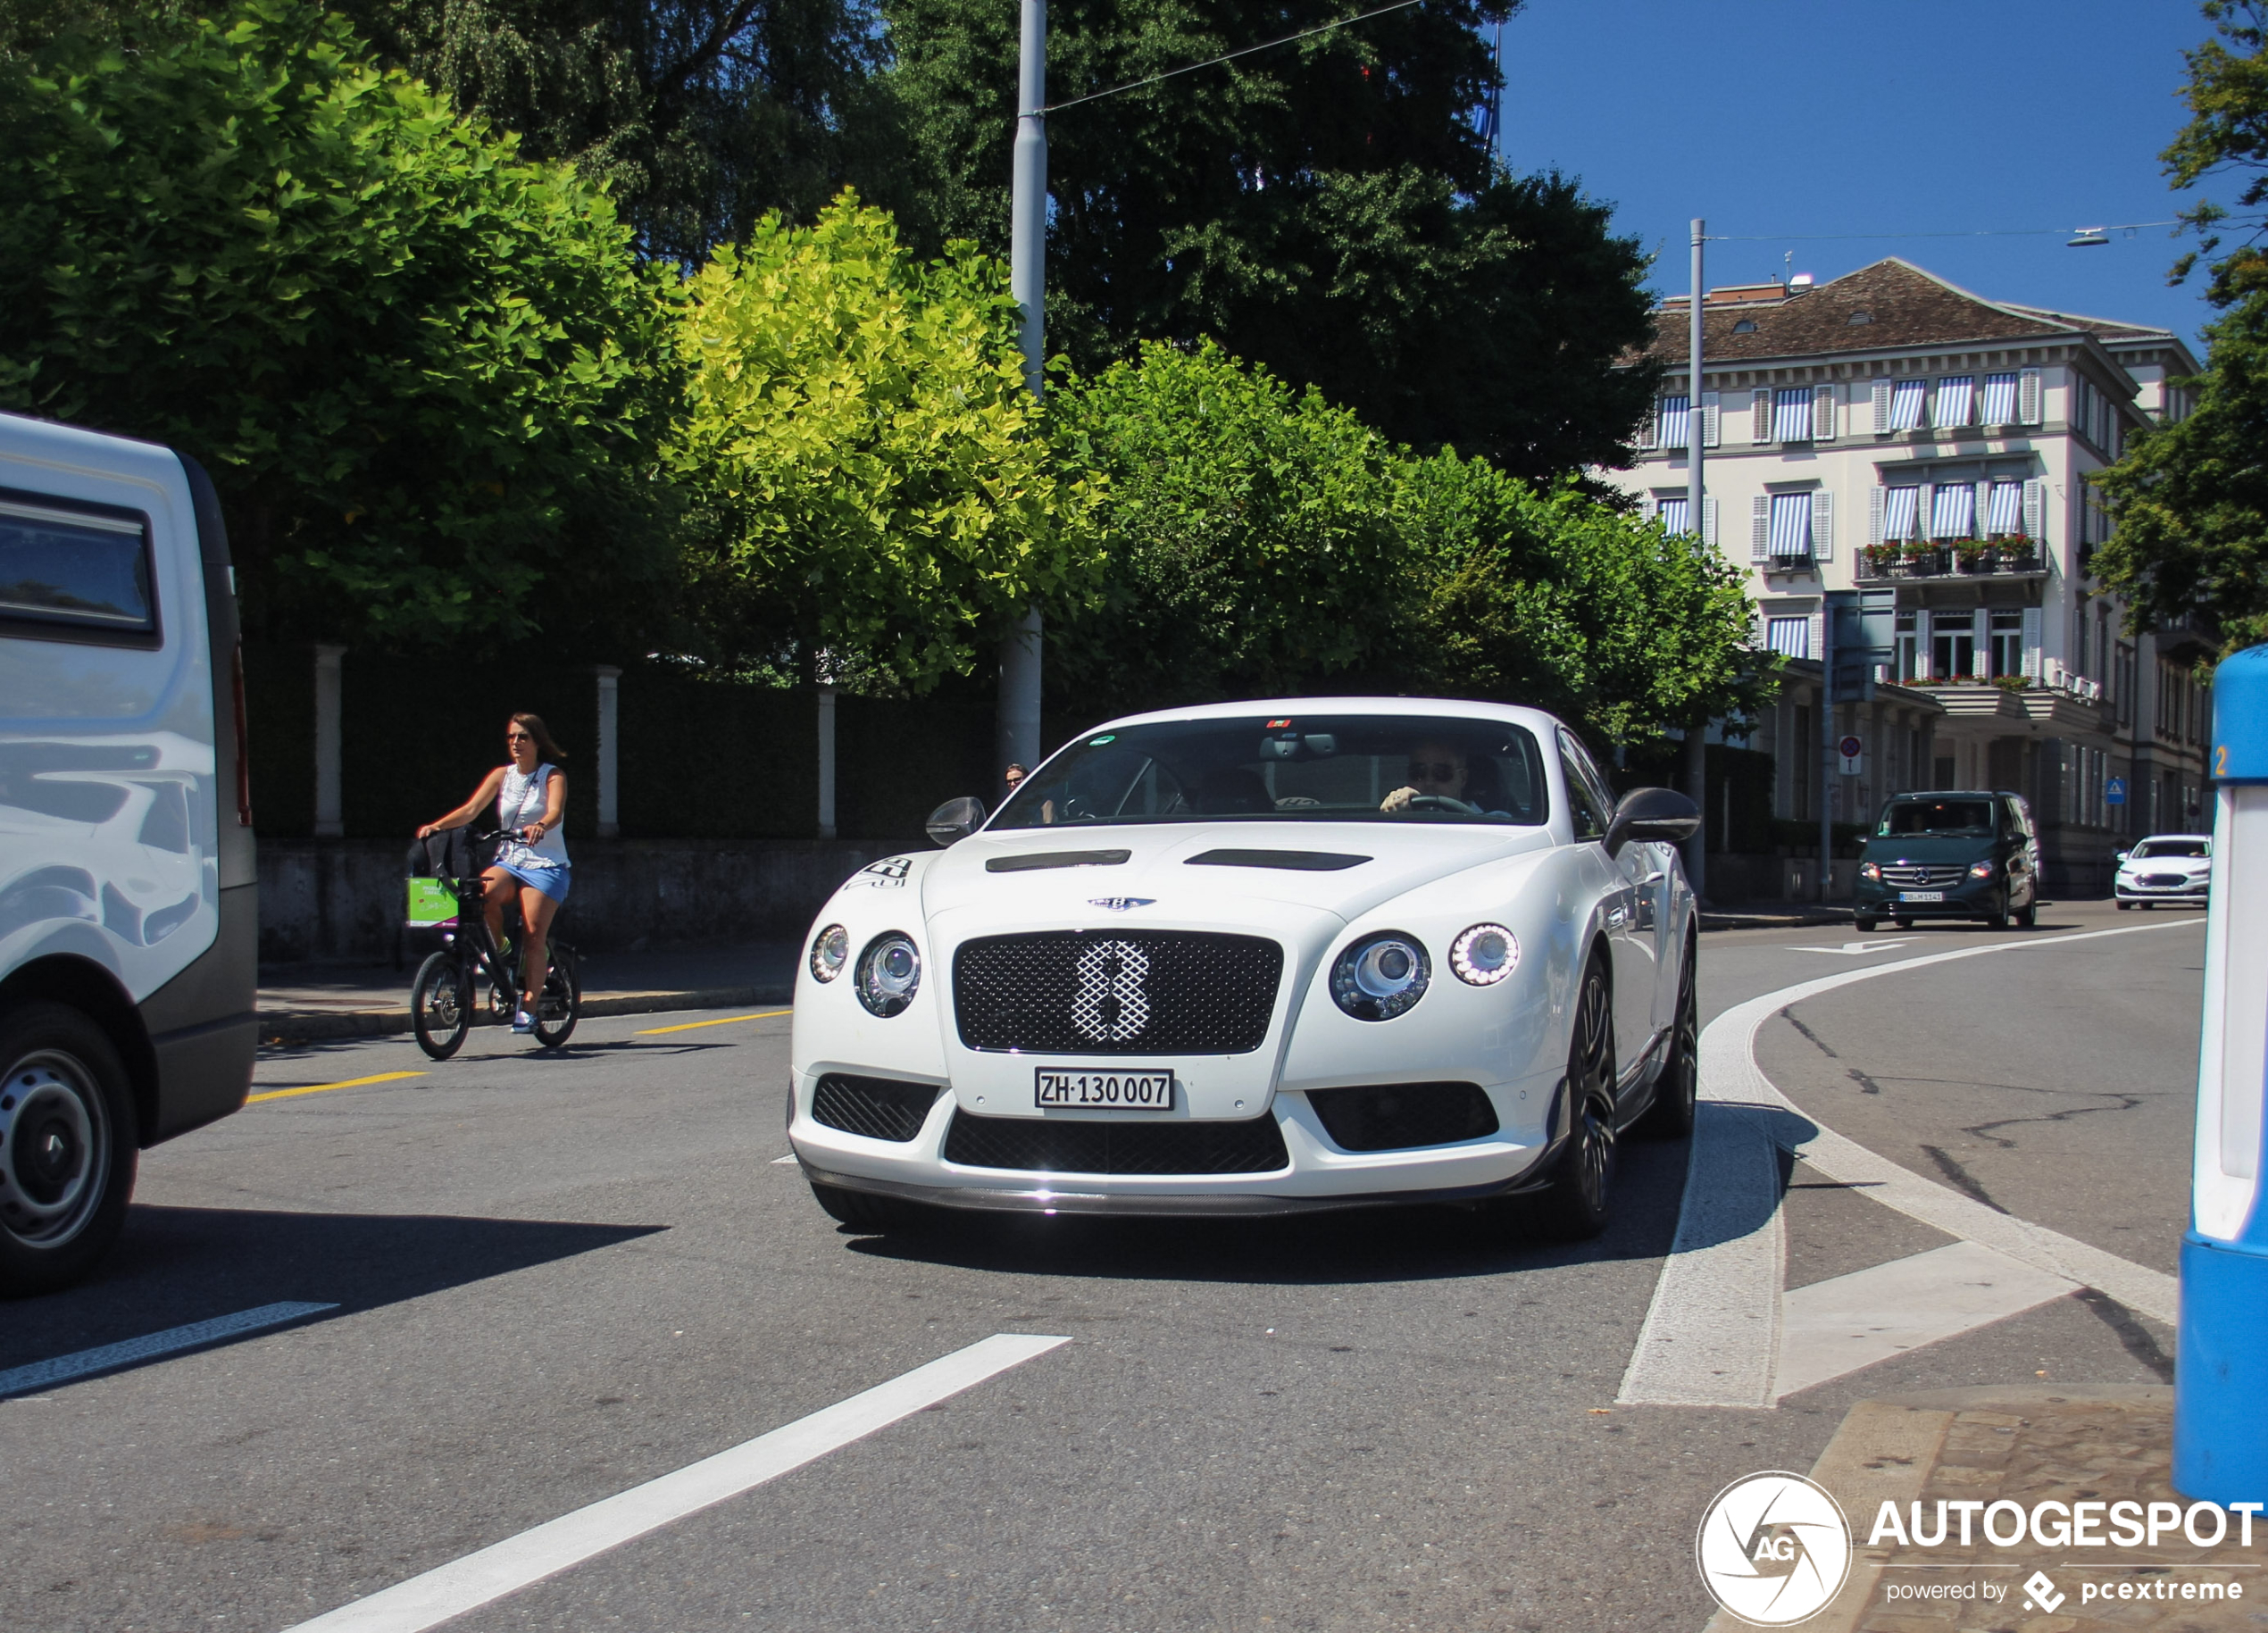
[1600,258,2209,893]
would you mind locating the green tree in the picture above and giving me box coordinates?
[671,193,1101,689]
[2093,3,2268,654]
[879,0,1659,477]
[0,0,683,650]
[1405,458,1771,747]
[1046,339,1414,712]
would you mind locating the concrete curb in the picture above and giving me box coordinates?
[259,984,795,1042]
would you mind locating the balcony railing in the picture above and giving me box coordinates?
[1855,539,2047,581]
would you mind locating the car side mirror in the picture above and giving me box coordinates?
[926,796,988,847]
[1605,787,1701,856]
[2114,850,2130,863]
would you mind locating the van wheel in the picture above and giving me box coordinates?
[1523,957,1618,1241]
[0,1003,138,1297]
[2014,898,2036,929]
[1893,917,1913,929]
[1854,917,1877,932]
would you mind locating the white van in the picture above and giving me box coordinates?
[0,411,256,1296]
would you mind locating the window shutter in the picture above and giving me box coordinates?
[1750,494,1771,562]
[1752,387,1775,445]
[1868,486,1885,547]
[1704,496,1719,547]
[1872,379,1892,433]
[2022,477,2046,542]
[1636,404,1656,452]
[1975,480,1993,541]
[1808,610,1826,662]
[1700,392,1721,447]
[2022,606,2043,679]
[2019,367,2043,426]
[1751,605,1768,649]
[1811,489,1834,561]
[1919,483,1937,540]
[1971,609,1990,677]
[1813,384,1837,441]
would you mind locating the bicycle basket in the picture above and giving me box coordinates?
[406,877,459,928]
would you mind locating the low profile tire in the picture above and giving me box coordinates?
[412,950,472,1061]
[809,1181,927,1232]
[532,956,580,1050]
[1637,941,1698,1141]
[1854,916,1877,932]
[1524,956,1618,1241]
[0,1003,138,1298]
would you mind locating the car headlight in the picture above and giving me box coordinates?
[1860,862,1881,881]
[855,932,921,1017]
[1969,861,1995,879]
[1449,923,1519,986]
[1332,932,1430,1021]
[809,923,849,983]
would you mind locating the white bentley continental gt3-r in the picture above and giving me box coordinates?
[787,700,1703,1239]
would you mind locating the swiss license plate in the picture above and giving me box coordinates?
[1035,1069,1174,1109]
[1899,890,1946,903]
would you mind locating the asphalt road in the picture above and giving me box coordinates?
[1,899,2203,1632]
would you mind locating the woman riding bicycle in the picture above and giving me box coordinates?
[417,713,571,1034]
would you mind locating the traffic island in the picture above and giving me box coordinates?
[1724,1385,2262,1632]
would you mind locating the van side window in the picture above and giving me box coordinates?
[0,489,157,645]
[1556,729,1613,841]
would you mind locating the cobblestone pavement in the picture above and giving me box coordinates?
[1764,1387,2267,1632]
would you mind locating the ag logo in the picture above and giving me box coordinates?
[1071,939,1150,1042]
[853,856,913,888]
[1695,1472,1851,1627]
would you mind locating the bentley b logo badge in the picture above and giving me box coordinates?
[1087,897,1155,912]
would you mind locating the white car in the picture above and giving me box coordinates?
[786,699,1702,1240]
[2114,834,2212,908]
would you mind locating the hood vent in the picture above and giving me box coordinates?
[986,849,1133,873]
[1186,848,1370,871]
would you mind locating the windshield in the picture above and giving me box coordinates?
[992,714,1551,830]
[1878,799,1997,838]
[2132,838,2210,859]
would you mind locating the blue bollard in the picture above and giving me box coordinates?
[2177,642,2268,1503]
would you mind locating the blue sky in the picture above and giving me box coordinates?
[1494,0,2228,355]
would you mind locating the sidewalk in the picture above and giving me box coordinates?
[1732,1385,2253,1633]
[259,941,799,1041]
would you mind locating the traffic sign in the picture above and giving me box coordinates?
[2105,776,2126,806]
[1838,735,1863,776]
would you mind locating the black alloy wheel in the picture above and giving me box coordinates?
[412,950,472,1061]
[1525,956,1619,1241]
[0,1003,137,1297]
[1637,942,1699,1140]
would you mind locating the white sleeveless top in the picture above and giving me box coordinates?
[496,763,569,868]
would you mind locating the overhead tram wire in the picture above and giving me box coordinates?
[1701,221,2182,245]
[1030,0,1434,117]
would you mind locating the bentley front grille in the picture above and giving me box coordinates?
[941,1109,1290,1175]
[952,930,1283,1054]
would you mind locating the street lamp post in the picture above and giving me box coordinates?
[997,0,1047,783]
[1684,218,1708,902]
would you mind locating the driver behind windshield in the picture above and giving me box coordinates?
[1382,740,1475,813]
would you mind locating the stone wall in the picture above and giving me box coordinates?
[259,837,903,963]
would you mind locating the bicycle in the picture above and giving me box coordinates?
[407,829,581,1060]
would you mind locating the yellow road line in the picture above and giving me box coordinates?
[636,1009,792,1036]
[248,1071,425,1104]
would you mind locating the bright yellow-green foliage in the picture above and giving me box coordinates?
[673,194,1102,688]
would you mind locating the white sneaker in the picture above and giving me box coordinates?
[512,1009,534,1033]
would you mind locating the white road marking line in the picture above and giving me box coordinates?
[771,1154,799,1165]
[0,1302,338,1398]
[1785,941,1914,955]
[1773,1241,2077,1401]
[1618,918,2195,1409]
[279,1332,1071,1633]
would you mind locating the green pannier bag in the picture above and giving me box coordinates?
[406,878,458,928]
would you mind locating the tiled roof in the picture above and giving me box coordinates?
[1634,258,2100,366]
[1996,303,2174,344]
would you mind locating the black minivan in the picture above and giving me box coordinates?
[1853,790,2041,931]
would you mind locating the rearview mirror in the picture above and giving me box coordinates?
[2114,850,2130,863]
[926,796,988,847]
[1605,786,1701,856]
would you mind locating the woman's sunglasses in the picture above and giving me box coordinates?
[506,731,533,743]
[1407,761,1462,781]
